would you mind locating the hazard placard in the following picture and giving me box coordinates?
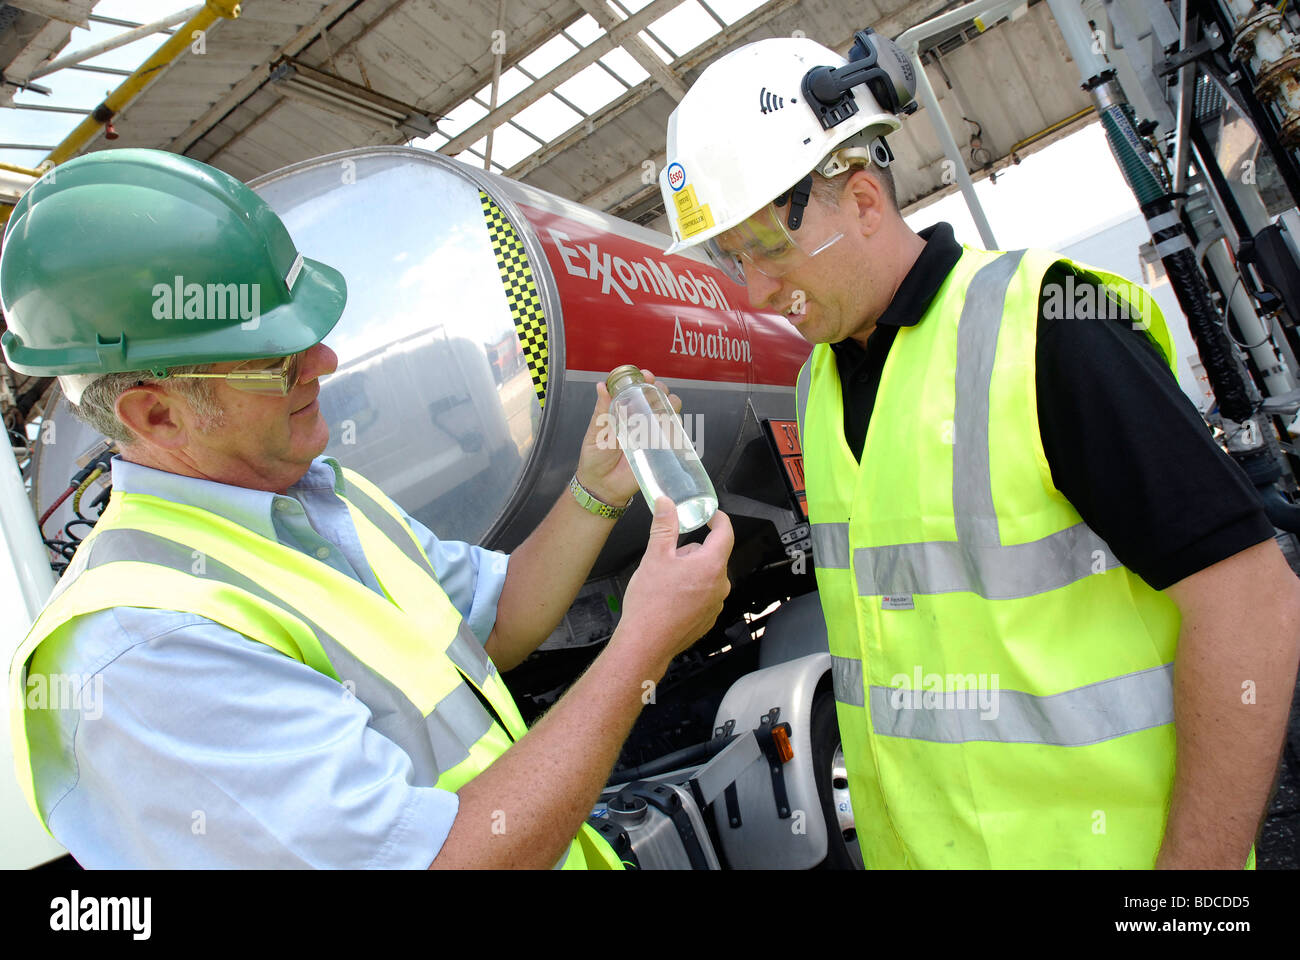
[766,419,807,518]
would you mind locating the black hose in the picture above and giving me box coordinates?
[610,734,738,785]
[1096,87,1257,425]
[1144,199,1255,424]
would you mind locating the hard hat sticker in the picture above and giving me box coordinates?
[285,252,304,292]
[672,185,715,238]
[667,162,686,192]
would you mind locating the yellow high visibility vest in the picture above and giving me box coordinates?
[797,246,1210,868]
[10,466,622,869]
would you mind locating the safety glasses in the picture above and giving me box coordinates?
[165,351,304,396]
[704,201,845,286]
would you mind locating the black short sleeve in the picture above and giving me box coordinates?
[1035,263,1275,590]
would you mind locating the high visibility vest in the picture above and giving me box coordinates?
[797,246,1198,868]
[10,467,623,870]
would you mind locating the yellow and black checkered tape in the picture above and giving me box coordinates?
[480,190,548,409]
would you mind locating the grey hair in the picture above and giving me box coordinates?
[70,365,227,446]
[811,162,898,212]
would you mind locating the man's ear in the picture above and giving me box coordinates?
[845,167,889,238]
[114,384,189,450]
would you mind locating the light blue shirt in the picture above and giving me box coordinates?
[25,456,509,868]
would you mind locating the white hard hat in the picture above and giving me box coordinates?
[659,32,913,255]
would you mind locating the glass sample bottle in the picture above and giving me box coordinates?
[606,365,718,534]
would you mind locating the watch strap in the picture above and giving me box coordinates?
[570,474,632,520]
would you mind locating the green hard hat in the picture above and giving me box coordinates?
[0,148,346,387]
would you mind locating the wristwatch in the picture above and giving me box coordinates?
[570,474,633,520]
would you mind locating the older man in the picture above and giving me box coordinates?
[658,31,1300,868]
[3,148,733,869]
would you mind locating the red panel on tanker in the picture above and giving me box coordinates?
[519,203,809,388]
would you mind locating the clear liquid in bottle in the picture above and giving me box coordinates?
[607,365,718,533]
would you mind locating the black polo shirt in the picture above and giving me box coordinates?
[830,222,1274,590]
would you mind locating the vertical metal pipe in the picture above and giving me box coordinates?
[1046,0,1112,80]
[911,50,999,248]
[0,436,65,868]
[0,442,55,629]
[1204,239,1295,395]
[1171,0,1197,198]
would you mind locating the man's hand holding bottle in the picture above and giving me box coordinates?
[618,496,733,677]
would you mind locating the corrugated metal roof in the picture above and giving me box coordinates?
[2,0,1098,219]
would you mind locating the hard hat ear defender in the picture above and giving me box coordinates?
[782,28,911,235]
[659,30,909,255]
[801,27,919,130]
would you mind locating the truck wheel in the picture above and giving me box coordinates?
[812,689,864,869]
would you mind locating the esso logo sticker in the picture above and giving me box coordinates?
[667,163,686,191]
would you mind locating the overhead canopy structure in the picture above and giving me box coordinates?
[1,0,1096,231]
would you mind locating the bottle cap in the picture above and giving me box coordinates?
[605,364,645,396]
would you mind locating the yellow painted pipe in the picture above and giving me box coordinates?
[1009,107,1096,158]
[1,162,40,226]
[43,0,242,168]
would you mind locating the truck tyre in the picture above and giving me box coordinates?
[812,688,864,869]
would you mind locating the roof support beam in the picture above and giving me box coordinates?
[505,0,800,182]
[0,18,77,105]
[564,0,963,214]
[571,0,685,101]
[43,0,242,168]
[6,0,93,26]
[166,0,363,155]
[200,0,419,165]
[442,0,687,155]
[26,5,203,80]
[580,149,666,209]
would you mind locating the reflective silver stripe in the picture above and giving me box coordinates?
[447,621,496,687]
[342,478,512,721]
[868,663,1173,746]
[45,529,98,606]
[953,249,1025,541]
[424,682,496,772]
[853,250,1123,600]
[795,359,812,436]
[76,528,497,786]
[811,522,851,570]
[831,655,865,708]
[855,527,1120,600]
[341,477,439,581]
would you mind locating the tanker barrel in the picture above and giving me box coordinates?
[31,147,812,579]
